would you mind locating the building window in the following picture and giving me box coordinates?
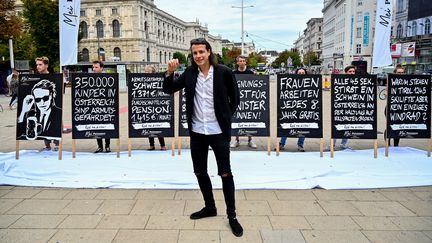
[79,21,88,39]
[356,27,362,38]
[112,8,118,15]
[147,47,150,62]
[397,24,403,38]
[96,20,104,38]
[357,0,363,6]
[425,19,431,34]
[112,20,120,37]
[82,48,89,62]
[98,48,105,61]
[412,21,417,36]
[159,51,162,63]
[164,52,167,63]
[114,47,121,60]
[356,44,362,54]
[397,0,403,12]
[80,10,85,17]
[96,9,101,16]
[145,10,147,17]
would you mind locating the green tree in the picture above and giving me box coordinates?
[247,52,266,68]
[173,51,187,64]
[303,51,321,66]
[273,49,301,68]
[0,0,23,61]
[22,0,59,70]
[221,47,240,68]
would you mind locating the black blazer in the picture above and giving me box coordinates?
[163,64,240,140]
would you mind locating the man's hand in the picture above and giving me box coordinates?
[167,59,179,75]
[18,95,34,123]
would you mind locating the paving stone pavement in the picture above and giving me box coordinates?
[1,78,432,242]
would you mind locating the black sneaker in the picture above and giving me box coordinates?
[190,207,217,220]
[229,217,243,237]
[94,148,103,153]
[105,147,111,153]
[297,145,305,152]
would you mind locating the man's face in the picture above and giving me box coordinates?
[346,68,356,75]
[191,44,210,68]
[33,88,52,112]
[237,58,247,69]
[297,69,306,75]
[36,61,48,74]
[92,63,103,73]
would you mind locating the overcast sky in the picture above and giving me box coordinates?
[155,0,324,52]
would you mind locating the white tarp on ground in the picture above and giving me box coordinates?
[0,147,431,190]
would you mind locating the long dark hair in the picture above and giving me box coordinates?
[189,37,217,69]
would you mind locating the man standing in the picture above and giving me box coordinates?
[163,38,243,237]
[92,60,111,153]
[35,56,60,151]
[231,55,257,148]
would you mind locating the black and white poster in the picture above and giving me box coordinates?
[128,73,174,138]
[277,74,323,138]
[232,74,270,137]
[71,73,119,139]
[178,88,189,137]
[16,74,63,141]
[387,74,431,139]
[331,74,377,139]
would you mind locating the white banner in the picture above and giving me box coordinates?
[335,124,373,131]
[232,122,266,129]
[372,0,393,67]
[391,124,427,130]
[76,124,115,131]
[59,0,81,67]
[132,122,171,129]
[280,123,319,129]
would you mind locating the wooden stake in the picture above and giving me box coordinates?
[171,138,175,157]
[267,137,271,156]
[320,138,323,158]
[72,139,76,158]
[275,138,280,156]
[428,139,431,157]
[178,138,182,155]
[16,140,19,160]
[58,139,62,161]
[374,139,378,159]
[116,139,120,158]
[385,138,389,157]
[128,138,132,157]
[330,138,334,158]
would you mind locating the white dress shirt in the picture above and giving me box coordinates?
[192,66,222,135]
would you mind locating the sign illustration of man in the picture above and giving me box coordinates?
[17,79,62,144]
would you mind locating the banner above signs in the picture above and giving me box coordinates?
[232,74,270,137]
[71,73,119,139]
[372,0,393,67]
[387,74,431,139]
[59,0,81,67]
[277,74,323,138]
[127,73,174,138]
[331,74,377,139]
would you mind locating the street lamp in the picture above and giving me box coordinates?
[232,0,253,56]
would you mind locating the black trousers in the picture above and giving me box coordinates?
[97,138,110,148]
[149,137,165,147]
[190,132,237,218]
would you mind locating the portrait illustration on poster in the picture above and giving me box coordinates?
[16,74,63,141]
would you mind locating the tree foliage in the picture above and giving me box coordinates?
[221,47,240,68]
[22,0,59,69]
[173,51,187,64]
[247,52,266,68]
[272,49,302,68]
[0,0,22,41]
[303,51,321,66]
